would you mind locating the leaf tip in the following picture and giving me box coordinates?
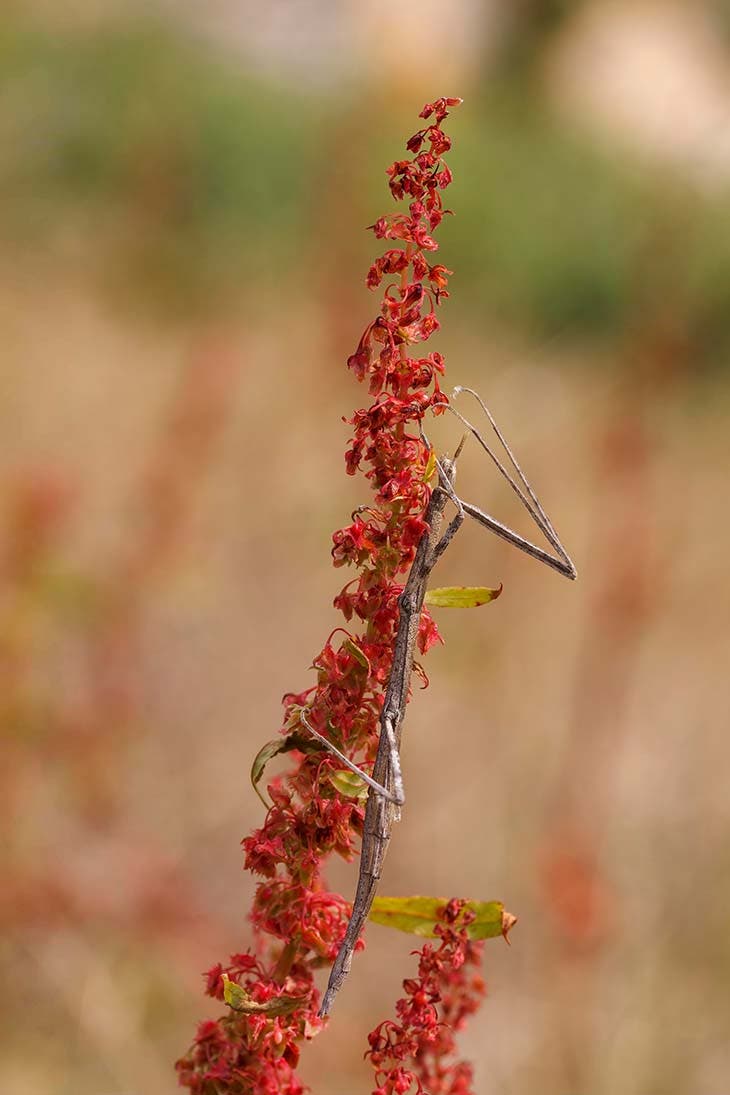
[501,910,518,944]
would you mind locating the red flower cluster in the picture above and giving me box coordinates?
[177,953,311,1095]
[367,901,486,1095]
[176,97,483,1095]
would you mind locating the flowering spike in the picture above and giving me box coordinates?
[367,900,486,1095]
[175,99,483,1095]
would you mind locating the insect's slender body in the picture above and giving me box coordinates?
[318,464,460,1016]
[307,391,576,1017]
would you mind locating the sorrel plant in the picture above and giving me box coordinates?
[176,97,509,1095]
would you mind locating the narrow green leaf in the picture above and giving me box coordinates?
[343,637,370,674]
[222,975,305,1016]
[327,768,368,802]
[424,584,503,608]
[250,739,286,807]
[369,896,516,942]
[423,448,437,483]
[250,731,312,807]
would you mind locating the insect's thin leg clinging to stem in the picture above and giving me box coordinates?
[299,710,404,805]
[318,455,458,1017]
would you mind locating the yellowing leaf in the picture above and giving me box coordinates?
[470,901,517,942]
[250,739,287,807]
[343,638,370,674]
[222,975,306,1016]
[369,896,445,937]
[327,769,368,802]
[424,584,502,608]
[369,896,516,942]
[250,731,312,807]
[423,448,437,483]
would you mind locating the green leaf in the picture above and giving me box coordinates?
[250,731,312,807]
[343,637,370,674]
[326,768,368,802]
[423,448,437,483]
[424,584,503,608]
[222,974,306,1016]
[369,896,516,942]
[251,739,285,807]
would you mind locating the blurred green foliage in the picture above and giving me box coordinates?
[448,96,730,366]
[0,20,324,310]
[1,16,729,364]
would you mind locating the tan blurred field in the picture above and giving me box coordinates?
[2,5,730,1094]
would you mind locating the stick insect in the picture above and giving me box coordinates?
[303,387,576,1017]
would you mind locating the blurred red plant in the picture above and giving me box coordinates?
[176,98,490,1095]
[0,341,239,937]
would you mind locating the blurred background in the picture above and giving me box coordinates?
[2,1,730,1093]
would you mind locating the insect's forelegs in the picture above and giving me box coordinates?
[299,710,403,804]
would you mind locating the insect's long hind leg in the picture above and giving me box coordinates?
[454,385,565,545]
[460,499,575,579]
[445,388,577,580]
